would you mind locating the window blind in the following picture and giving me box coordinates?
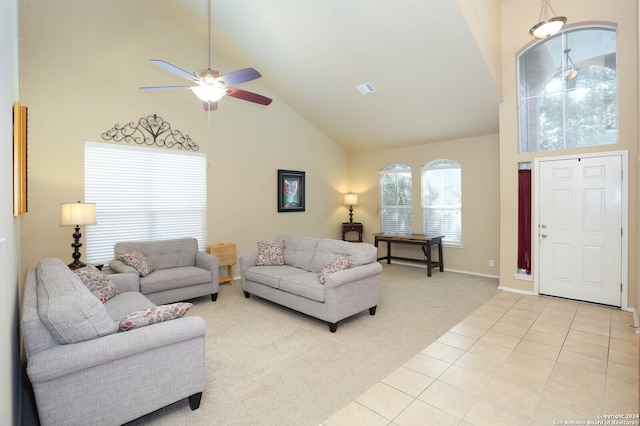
[422,160,461,244]
[380,165,412,234]
[84,141,207,263]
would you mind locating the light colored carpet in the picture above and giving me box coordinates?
[125,264,499,426]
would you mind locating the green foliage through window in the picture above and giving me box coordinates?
[518,25,617,152]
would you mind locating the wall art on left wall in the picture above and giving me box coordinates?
[13,101,27,216]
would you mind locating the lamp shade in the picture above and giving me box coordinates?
[191,85,226,102]
[530,16,566,39]
[344,193,358,206]
[60,202,97,226]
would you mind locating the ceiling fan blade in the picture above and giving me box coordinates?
[139,86,192,92]
[217,68,261,86]
[203,101,218,111]
[150,59,199,83]
[227,88,272,106]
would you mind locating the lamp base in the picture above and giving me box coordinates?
[67,261,87,270]
[68,226,87,270]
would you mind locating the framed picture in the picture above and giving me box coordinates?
[277,170,305,212]
[13,101,27,216]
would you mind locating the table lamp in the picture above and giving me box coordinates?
[343,193,358,223]
[60,201,97,269]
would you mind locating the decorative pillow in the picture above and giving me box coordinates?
[118,302,193,332]
[318,255,351,284]
[73,264,120,303]
[119,249,154,277]
[256,239,285,266]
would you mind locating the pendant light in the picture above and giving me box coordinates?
[529,0,567,39]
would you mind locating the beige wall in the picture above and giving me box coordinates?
[499,0,639,309]
[2,0,20,423]
[349,134,500,277]
[18,0,350,272]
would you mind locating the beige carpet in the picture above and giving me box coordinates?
[125,264,499,426]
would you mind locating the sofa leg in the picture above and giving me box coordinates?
[328,322,337,333]
[211,293,218,302]
[189,392,202,410]
[369,306,377,315]
[243,291,250,298]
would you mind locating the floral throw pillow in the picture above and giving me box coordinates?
[256,239,285,266]
[119,249,154,277]
[318,255,351,284]
[73,264,120,303]
[118,302,193,332]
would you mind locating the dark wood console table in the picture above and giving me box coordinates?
[342,222,363,242]
[373,233,444,277]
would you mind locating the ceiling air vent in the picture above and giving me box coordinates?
[356,82,376,95]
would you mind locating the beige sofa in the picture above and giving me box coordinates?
[109,237,220,304]
[240,235,382,332]
[22,258,207,426]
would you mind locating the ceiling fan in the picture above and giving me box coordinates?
[138,0,272,111]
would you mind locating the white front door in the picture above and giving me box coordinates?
[536,154,623,307]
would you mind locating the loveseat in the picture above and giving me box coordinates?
[109,237,220,304]
[240,235,383,332]
[22,258,207,426]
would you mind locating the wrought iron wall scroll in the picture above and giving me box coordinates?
[102,114,199,151]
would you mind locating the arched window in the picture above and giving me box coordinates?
[379,164,411,234]
[518,25,617,152]
[422,159,461,245]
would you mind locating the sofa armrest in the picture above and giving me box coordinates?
[195,251,220,277]
[109,259,138,275]
[108,272,140,293]
[323,262,383,289]
[239,253,258,272]
[26,316,206,383]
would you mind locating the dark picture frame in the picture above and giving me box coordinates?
[277,170,305,212]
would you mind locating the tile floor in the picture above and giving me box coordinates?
[322,291,639,426]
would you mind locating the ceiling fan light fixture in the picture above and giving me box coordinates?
[529,0,566,39]
[191,85,226,102]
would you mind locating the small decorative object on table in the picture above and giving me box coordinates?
[207,243,237,284]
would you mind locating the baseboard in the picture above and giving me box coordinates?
[623,306,639,334]
[497,286,535,296]
[380,260,499,279]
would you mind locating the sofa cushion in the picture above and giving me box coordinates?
[256,239,284,266]
[139,266,212,294]
[244,265,302,289]
[118,302,193,332]
[36,258,118,344]
[277,235,318,271]
[318,255,352,284]
[119,249,154,277]
[104,291,156,321]
[73,264,120,302]
[279,272,325,302]
[114,238,198,270]
[310,239,377,273]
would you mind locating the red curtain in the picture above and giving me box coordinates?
[517,169,532,274]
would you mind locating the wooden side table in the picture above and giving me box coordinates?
[206,243,237,285]
[341,222,363,242]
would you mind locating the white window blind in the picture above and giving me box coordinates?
[422,159,461,245]
[380,164,412,234]
[84,141,207,263]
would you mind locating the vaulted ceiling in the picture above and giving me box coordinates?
[152,0,501,152]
